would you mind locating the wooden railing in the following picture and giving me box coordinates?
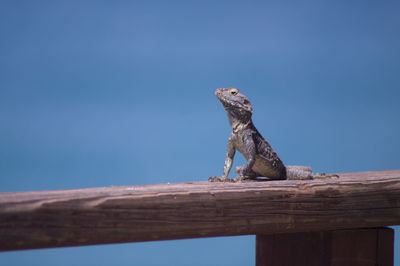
[1,170,399,265]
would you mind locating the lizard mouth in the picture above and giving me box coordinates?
[215,88,231,103]
[215,88,223,97]
[215,89,231,107]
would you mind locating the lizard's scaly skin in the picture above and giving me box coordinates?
[209,88,337,182]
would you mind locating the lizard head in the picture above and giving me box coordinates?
[215,88,253,126]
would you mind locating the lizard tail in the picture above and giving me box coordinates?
[286,165,313,180]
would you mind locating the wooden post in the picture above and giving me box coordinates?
[256,227,394,266]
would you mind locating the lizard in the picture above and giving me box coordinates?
[209,88,338,182]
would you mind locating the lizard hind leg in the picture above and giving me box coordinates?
[235,166,258,181]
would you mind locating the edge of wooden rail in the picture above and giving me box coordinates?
[1,169,400,251]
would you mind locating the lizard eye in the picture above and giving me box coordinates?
[229,88,239,95]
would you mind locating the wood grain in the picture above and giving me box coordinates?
[256,228,394,266]
[1,170,400,251]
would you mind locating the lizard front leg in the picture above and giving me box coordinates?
[209,134,236,182]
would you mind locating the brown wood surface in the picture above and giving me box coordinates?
[256,228,394,266]
[0,170,400,251]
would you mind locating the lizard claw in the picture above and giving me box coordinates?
[208,176,218,182]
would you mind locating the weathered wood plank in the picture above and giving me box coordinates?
[0,170,400,251]
[256,228,394,266]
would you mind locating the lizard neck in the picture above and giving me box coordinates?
[226,108,253,133]
[231,120,252,133]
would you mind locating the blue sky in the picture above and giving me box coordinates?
[0,1,399,265]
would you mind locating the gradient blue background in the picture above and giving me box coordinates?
[1,1,399,265]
